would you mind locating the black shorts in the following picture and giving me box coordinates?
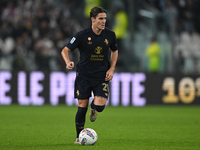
[74,75,109,99]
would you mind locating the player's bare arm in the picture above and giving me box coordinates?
[61,47,74,70]
[105,50,118,81]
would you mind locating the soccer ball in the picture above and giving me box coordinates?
[79,128,98,145]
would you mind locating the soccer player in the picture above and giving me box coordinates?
[61,6,118,144]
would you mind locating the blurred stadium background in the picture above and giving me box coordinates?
[0,0,200,106]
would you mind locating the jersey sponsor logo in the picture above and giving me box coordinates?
[104,39,109,45]
[87,37,92,45]
[90,54,104,61]
[94,46,102,54]
[70,37,76,44]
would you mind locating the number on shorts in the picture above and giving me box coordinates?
[102,83,109,92]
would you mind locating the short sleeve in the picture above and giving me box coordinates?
[66,32,80,52]
[110,32,118,51]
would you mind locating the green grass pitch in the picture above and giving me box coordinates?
[0,105,200,150]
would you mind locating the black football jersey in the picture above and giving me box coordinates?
[66,27,118,80]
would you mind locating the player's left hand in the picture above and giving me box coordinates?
[105,69,114,81]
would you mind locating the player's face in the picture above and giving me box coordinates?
[92,13,106,30]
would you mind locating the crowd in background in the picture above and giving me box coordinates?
[0,0,83,71]
[143,0,200,34]
[0,0,200,74]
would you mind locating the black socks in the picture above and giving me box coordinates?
[75,107,87,138]
[91,100,105,112]
[75,100,106,138]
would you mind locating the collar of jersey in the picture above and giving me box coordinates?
[90,26,105,36]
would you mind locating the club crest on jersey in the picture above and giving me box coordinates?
[70,37,76,44]
[87,37,92,45]
[104,39,109,45]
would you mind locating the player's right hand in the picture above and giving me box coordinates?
[66,61,74,70]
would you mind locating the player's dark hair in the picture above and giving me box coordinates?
[90,6,107,19]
